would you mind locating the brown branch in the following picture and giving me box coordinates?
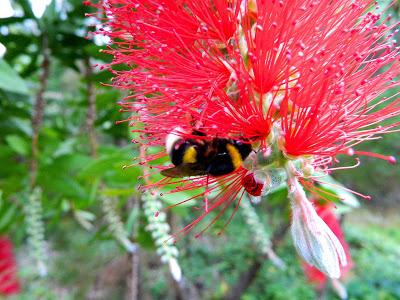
[88,255,131,300]
[172,276,201,300]
[124,195,141,300]
[30,34,50,189]
[126,249,140,300]
[84,57,98,158]
[393,2,399,14]
[271,222,291,247]
[224,259,262,300]
[224,223,290,300]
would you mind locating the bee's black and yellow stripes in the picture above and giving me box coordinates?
[163,133,252,178]
[182,146,197,164]
[226,143,243,170]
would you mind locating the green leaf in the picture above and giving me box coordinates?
[0,59,30,95]
[0,207,17,232]
[78,150,138,180]
[159,191,198,208]
[61,199,71,212]
[51,154,92,174]
[264,185,288,206]
[0,17,27,26]
[78,154,119,179]
[84,44,113,62]
[102,188,137,197]
[18,0,36,19]
[103,164,141,186]
[88,178,100,204]
[316,175,360,209]
[136,224,156,249]
[5,134,29,156]
[38,174,88,200]
[53,138,75,157]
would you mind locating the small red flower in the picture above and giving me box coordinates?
[242,173,264,196]
[0,236,21,295]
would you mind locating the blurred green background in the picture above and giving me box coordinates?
[0,0,399,299]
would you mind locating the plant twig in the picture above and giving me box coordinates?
[30,34,50,189]
[224,222,289,300]
[126,249,140,300]
[84,57,98,158]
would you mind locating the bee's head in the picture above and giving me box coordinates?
[165,127,185,155]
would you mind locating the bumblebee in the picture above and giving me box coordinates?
[161,129,252,178]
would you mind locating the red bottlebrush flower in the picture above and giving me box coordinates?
[93,0,399,277]
[276,5,400,158]
[95,0,400,157]
[0,236,21,295]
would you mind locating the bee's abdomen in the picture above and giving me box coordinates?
[207,153,236,176]
[207,144,243,176]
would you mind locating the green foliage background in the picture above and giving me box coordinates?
[0,1,399,299]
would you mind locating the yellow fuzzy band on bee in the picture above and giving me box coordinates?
[182,146,197,163]
[226,144,242,169]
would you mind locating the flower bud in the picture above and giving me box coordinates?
[289,178,347,278]
[242,169,286,198]
[168,258,182,282]
[242,172,265,196]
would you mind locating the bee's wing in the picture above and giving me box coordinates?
[161,164,208,178]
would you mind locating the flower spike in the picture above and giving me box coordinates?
[92,0,400,278]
